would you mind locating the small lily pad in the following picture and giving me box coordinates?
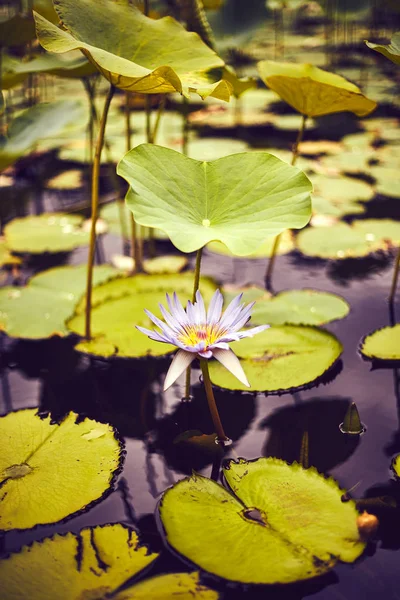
[68,273,217,358]
[99,200,168,239]
[0,410,124,531]
[0,264,118,339]
[188,138,248,161]
[369,166,400,198]
[47,170,83,190]
[4,214,90,254]
[207,230,294,257]
[360,325,400,361]
[112,254,188,274]
[258,61,376,117]
[296,223,381,259]
[0,239,21,267]
[208,326,343,392]
[249,289,350,326]
[118,144,312,256]
[311,175,374,204]
[159,457,365,584]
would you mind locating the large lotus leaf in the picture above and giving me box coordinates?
[34,0,232,100]
[0,265,118,339]
[0,524,158,599]
[249,289,350,326]
[68,273,217,358]
[208,326,343,392]
[296,223,382,259]
[118,144,312,256]
[366,32,400,66]
[2,53,94,89]
[360,325,400,361]
[0,100,86,172]
[257,61,376,117]
[0,410,124,531]
[0,525,217,600]
[159,457,365,584]
[207,230,294,258]
[4,214,90,254]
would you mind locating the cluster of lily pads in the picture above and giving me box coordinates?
[1,0,400,597]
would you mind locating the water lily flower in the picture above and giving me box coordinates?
[137,289,269,391]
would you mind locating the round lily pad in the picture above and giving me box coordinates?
[47,169,83,190]
[207,230,294,257]
[112,254,188,274]
[208,325,343,392]
[360,325,400,361]
[352,219,400,246]
[0,264,118,339]
[159,457,365,584]
[249,289,350,326]
[68,273,217,358]
[392,455,400,480]
[296,223,381,259]
[311,195,365,218]
[0,409,124,531]
[188,138,249,161]
[4,214,90,254]
[311,175,374,204]
[369,167,400,198]
[99,200,168,239]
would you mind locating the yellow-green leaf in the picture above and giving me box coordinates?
[0,410,124,531]
[360,325,400,361]
[366,32,400,66]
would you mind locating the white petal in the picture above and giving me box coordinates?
[159,303,181,332]
[194,289,206,323]
[238,324,270,339]
[212,348,250,388]
[207,289,224,324]
[144,309,175,338]
[136,326,172,343]
[163,350,195,391]
[219,293,243,328]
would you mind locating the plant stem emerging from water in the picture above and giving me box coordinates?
[200,358,228,443]
[184,246,204,398]
[85,84,115,340]
[265,114,308,291]
[389,246,400,305]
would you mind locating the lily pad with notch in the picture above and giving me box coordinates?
[208,325,343,392]
[34,0,232,100]
[0,409,124,531]
[207,230,295,258]
[360,325,400,362]
[0,264,119,339]
[0,522,216,599]
[68,273,217,358]
[159,457,366,584]
[118,144,312,256]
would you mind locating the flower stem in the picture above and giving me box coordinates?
[84,84,115,340]
[265,114,307,291]
[200,359,228,443]
[389,246,400,305]
[125,91,143,273]
[184,247,204,398]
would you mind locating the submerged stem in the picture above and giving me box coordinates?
[389,246,400,305]
[265,114,308,291]
[184,247,204,398]
[84,84,115,340]
[200,359,228,443]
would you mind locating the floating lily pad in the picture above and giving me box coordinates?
[352,219,400,246]
[99,200,167,239]
[273,114,316,131]
[34,0,231,100]
[311,175,374,204]
[159,457,365,584]
[360,325,400,361]
[0,100,86,172]
[188,138,248,161]
[249,289,350,326]
[4,214,90,254]
[112,254,188,274]
[0,522,216,600]
[0,264,118,339]
[118,144,312,256]
[311,195,365,218]
[207,230,294,257]
[257,61,376,117]
[366,32,400,66]
[296,223,381,259]
[0,240,21,267]
[68,273,217,358]
[222,285,270,305]
[319,151,374,175]
[47,169,83,190]
[208,326,343,392]
[0,410,124,531]
[369,166,400,198]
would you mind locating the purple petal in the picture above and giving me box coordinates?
[207,289,224,325]
[136,326,172,344]
[212,348,250,388]
[163,350,195,391]
[198,349,213,358]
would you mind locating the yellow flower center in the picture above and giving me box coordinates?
[178,324,222,348]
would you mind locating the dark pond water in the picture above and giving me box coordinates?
[1,222,400,599]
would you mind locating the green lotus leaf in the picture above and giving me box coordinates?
[222,66,256,98]
[366,32,400,66]
[0,239,21,268]
[68,273,217,358]
[0,100,86,172]
[0,524,158,599]
[207,230,294,257]
[118,144,312,255]
[296,223,381,259]
[159,457,365,584]
[360,325,400,361]
[257,60,377,117]
[2,53,94,89]
[0,410,123,531]
[208,325,343,392]
[0,264,118,339]
[34,0,232,100]
[4,214,91,254]
[392,454,400,479]
[249,289,350,326]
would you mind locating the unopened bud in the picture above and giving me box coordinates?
[357,511,379,540]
